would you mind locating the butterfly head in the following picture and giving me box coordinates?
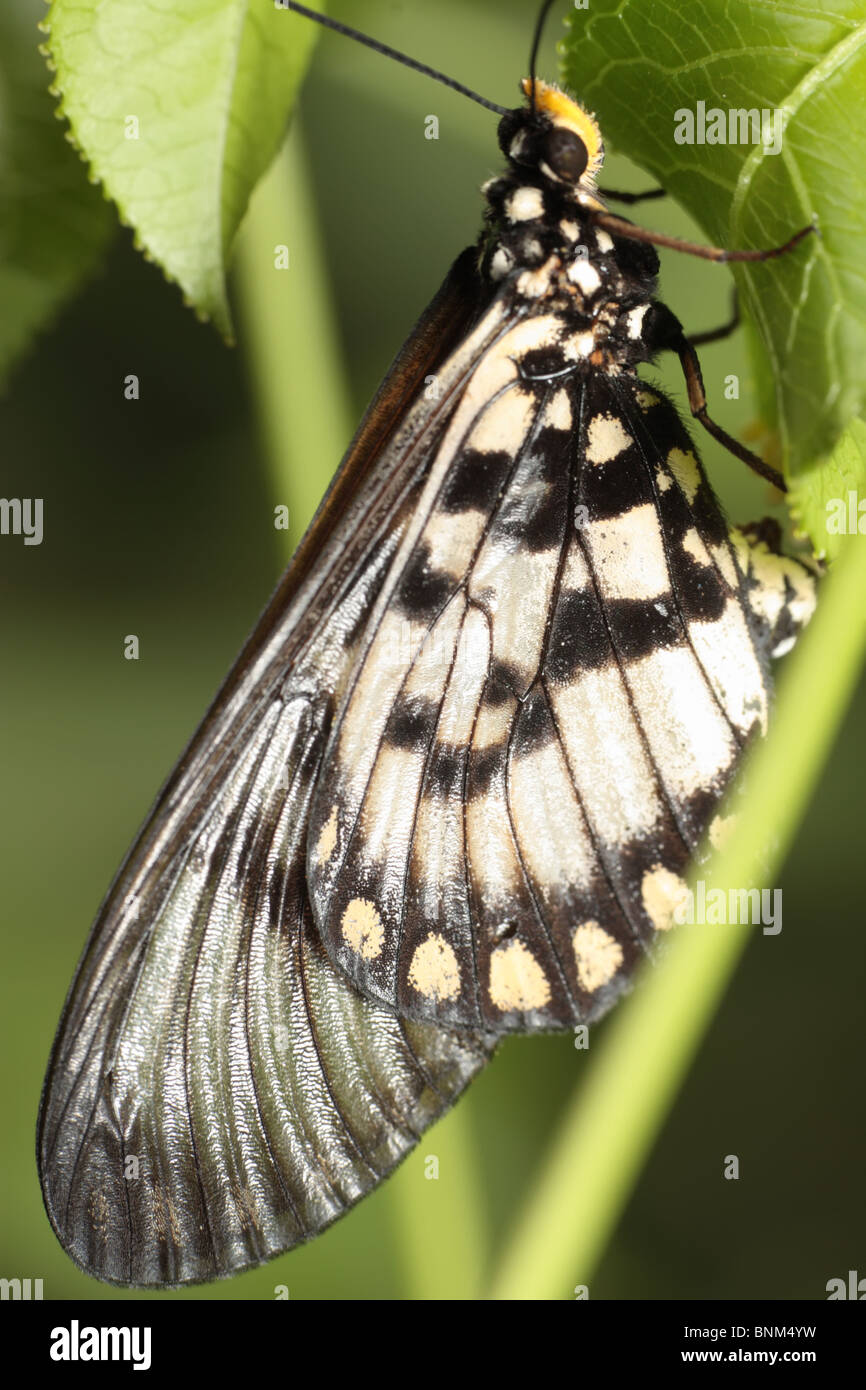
[497,79,604,197]
[482,79,615,289]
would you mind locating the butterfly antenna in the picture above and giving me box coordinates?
[528,0,559,115]
[283,2,510,116]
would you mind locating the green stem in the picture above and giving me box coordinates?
[388,1104,488,1300]
[234,121,353,549]
[489,530,866,1301]
[232,121,489,1297]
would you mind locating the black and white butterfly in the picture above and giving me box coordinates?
[38,2,817,1286]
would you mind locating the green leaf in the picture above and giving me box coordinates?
[44,0,318,336]
[560,0,866,482]
[789,416,866,562]
[0,0,113,382]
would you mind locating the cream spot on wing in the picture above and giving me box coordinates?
[360,744,427,865]
[546,388,572,430]
[573,921,623,991]
[509,739,594,892]
[627,646,737,796]
[408,933,461,1001]
[434,604,490,747]
[423,507,488,579]
[548,668,660,843]
[568,258,602,295]
[466,790,520,904]
[586,413,632,464]
[636,389,660,410]
[595,229,614,254]
[316,805,339,864]
[401,595,465,693]
[682,527,711,565]
[656,467,673,492]
[489,939,551,1012]
[688,596,768,735]
[341,898,385,960]
[730,528,751,575]
[337,609,419,799]
[667,447,701,503]
[626,304,649,338]
[562,542,590,588]
[463,316,561,398]
[470,543,560,688]
[584,503,669,600]
[711,542,739,588]
[469,386,535,454]
[474,697,514,749]
[507,186,545,221]
[709,812,738,850]
[641,865,689,932]
[559,219,580,240]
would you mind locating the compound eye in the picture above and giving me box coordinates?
[544,127,588,181]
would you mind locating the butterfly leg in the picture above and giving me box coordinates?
[592,210,815,263]
[598,186,666,205]
[688,289,740,347]
[647,299,786,492]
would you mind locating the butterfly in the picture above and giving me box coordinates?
[38,0,817,1286]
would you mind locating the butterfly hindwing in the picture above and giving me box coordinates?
[308,322,816,1037]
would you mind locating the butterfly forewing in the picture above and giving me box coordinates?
[37,253,498,1286]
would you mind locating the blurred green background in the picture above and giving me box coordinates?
[2,0,864,1300]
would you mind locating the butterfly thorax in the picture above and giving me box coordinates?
[479,79,660,376]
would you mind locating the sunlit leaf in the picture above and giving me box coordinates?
[44,0,318,335]
[561,0,866,508]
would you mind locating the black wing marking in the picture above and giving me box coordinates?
[37,250,502,1287]
[309,345,816,1038]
